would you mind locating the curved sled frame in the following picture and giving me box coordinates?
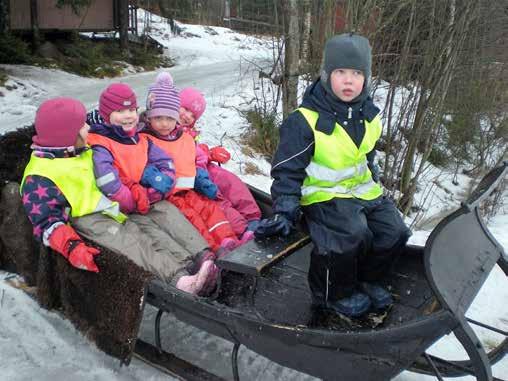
[414,162,508,380]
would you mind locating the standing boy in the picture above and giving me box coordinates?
[256,33,411,317]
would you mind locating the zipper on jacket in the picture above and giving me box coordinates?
[348,107,352,119]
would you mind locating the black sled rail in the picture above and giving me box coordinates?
[410,161,508,380]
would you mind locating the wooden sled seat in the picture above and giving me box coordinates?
[216,231,311,276]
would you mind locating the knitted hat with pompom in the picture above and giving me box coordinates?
[146,72,180,121]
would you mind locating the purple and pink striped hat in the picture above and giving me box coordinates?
[146,72,180,121]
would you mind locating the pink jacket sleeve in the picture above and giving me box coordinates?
[207,164,262,223]
[195,144,209,169]
[110,183,136,214]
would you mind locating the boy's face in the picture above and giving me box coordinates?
[74,123,90,148]
[179,107,196,127]
[109,108,139,132]
[150,115,177,136]
[330,68,365,102]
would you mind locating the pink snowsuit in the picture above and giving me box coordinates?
[196,144,261,236]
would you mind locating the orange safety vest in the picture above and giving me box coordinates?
[87,133,149,183]
[142,132,196,191]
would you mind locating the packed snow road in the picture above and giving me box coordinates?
[0,59,256,132]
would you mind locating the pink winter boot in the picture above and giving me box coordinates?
[188,249,217,275]
[220,237,238,251]
[239,230,255,244]
[199,262,220,296]
[176,260,215,295]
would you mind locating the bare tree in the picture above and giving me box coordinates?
[299,0,311,69]
[239,0,506,221]
[282,0,300,118]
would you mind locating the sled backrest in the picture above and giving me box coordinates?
[424,162,507,315]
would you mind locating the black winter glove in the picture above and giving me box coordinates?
[254,214,293,238]
[86,109,104,125]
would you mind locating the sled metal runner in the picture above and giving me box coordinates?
[135,162,508,381]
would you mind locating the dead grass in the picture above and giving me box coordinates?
[0,69,7,87]
[242,108,279,160]
[243,162,264,176]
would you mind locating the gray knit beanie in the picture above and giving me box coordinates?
[320,33,372,102]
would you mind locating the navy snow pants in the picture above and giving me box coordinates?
[303,196,411,302]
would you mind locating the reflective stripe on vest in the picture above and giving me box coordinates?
[21,149,127,223]
[298,107,383,205]
[305,161,369,183]
[142,132,197,191]
[87,133,150,183]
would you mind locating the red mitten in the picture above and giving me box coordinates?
[121,176,150,215]
[68,244,100,272]
[48,224,100,272]
[209,146,231,164]
[130,183,150,215]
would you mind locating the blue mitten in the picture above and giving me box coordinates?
[141,165,174,194]
[246,219,260,232]
[194,167,218,199]
[254,214,293,238]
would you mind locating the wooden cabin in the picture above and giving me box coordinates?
[8,0,137,33]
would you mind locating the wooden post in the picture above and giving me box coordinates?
[0,0,9,34]
[30,0,40,50]
[118,0,129,51]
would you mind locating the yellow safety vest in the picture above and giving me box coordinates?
[21,149,127,223]
[298,107,383,206]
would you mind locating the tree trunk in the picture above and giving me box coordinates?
[323,0,336,40]
[300,0,311,67]
[282,0,300,119]
[223,0,229,20]
[398,0,479,215]
[119,0,129,51]
[0,0,9,35]
[30,0,40,50]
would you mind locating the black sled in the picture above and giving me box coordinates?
[0,127,506,381]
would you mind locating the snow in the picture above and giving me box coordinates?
[137,10,273,67]
[1,10,507,381]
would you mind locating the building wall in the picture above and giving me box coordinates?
[10,0,115,31]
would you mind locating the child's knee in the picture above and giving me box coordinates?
[349,223,373,247]
[376,224,410,252]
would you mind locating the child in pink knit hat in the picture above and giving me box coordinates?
[179,87,207,139]
[83,82,217,295]
[21,97,122,274]
[178,88,262,238]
